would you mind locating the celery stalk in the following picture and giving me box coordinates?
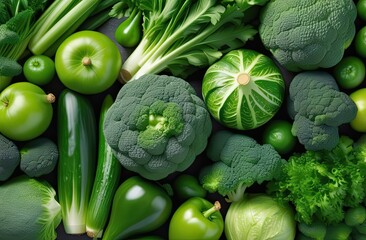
[29,0,78,43]
[28,0,101,55]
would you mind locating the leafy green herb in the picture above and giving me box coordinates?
[0,0,48,81]
[268,136,366,225]
[114,0,269,82]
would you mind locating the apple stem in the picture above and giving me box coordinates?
[1,98,8,107]
[82,57,92,66]
[202,201,221,219]
[46,93,56,103]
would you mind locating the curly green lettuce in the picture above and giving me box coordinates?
[268,136,366,225]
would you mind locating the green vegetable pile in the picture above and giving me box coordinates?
[0,0,49,90]
[268,136,366,239]
[1,0,366,239]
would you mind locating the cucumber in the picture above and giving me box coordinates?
[57,89,97,234]
[86,94,122,238]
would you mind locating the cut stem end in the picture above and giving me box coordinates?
[120,69,132,83]
[46,93,56,104]
[237,73,251,85]
[202,201,221,218]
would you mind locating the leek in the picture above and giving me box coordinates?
[57,89,97,234]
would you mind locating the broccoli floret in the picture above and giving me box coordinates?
[199,130,286,202]
[288,71,357,151]
[20,137,59,177]
[0,133,20,181]
[259,0,357,72]
[103,74,212,180]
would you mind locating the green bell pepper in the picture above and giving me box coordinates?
[102,176,172,240]
[173,174,207,200]
[168,197,224,240]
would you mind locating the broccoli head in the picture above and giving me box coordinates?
[259,0,357,72]
[0,133,20,181]
[288,71,357,151]
[20,137,59,177]
[103,74,212,180]
[199,130,286,202]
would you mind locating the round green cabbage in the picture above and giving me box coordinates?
[202,49,285,130]
[225,193,296,240]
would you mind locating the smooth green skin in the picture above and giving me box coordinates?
[85,94,122,238]
[23,55,55,86]
[133,236,164,240]
[298,220,327,239]
[344,206,366,226]
[57,89,97,234]
[333,56,366,89]
[169,197,224,240]
[0,76,11,92]
[262,120,297,154]
[355,26,366,58]
[55,30,122,94]
[173,174,207,200]
[0,82,54,141]
[115,10,142,48]
[350,88,366,132]
[102,176,172,240]
[357,0,366,21]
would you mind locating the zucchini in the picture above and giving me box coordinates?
[57,89,97,234]
[86,94,122,238]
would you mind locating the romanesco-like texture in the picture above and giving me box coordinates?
[259,0,357,72]
[103,74,212,180]
[20,137,59,177]
[288,71,357,151]
[199,130,286,202]
[0,133,20,181]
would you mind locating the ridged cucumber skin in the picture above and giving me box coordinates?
[57,89,97,235]
[86,94,122,238]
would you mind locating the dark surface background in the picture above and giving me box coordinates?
[8,11,366,240]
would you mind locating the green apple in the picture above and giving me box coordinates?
[0,82,55,141]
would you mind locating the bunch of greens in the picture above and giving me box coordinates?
[268,135,366,225]
[0,0,48,90]
[113,0,269,82]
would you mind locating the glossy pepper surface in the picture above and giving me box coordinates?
[173,174,207,200]
[169,197,224,240]
[102,175,172,240]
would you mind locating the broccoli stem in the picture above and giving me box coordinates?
[226,183,248,202]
